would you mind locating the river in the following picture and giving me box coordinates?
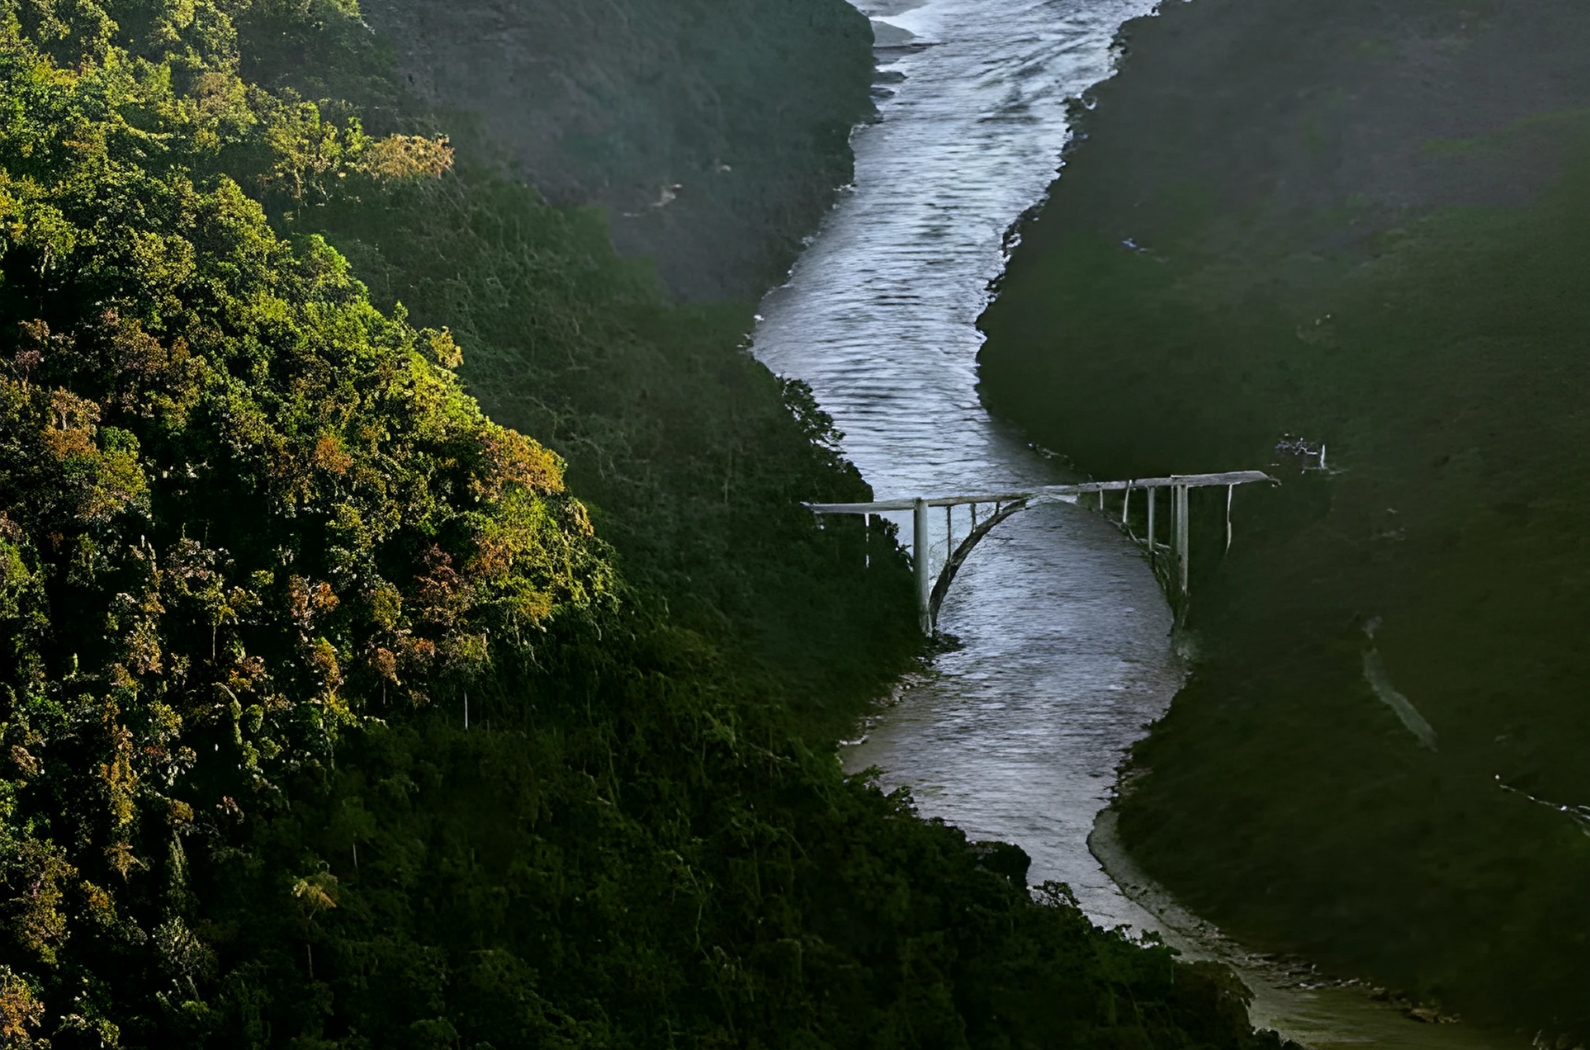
[749,0,1523,1045]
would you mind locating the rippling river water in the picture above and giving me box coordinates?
[750,2,1518,1045]
[755,0,1171,925]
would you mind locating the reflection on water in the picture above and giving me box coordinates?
[751,0,1519,1044]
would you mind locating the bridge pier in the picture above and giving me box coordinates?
[1146,486,1157,569]
[1172,482,1190,599]
[913,497,932,634]
[806,470,1273,637]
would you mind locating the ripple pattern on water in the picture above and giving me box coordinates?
[751,4,1527,1043]
[751,0,1162,931]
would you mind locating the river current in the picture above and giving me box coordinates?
[750,1,1517,1045]
[755,0,1174,931]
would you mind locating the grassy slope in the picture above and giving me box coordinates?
[979,0,1590,1029]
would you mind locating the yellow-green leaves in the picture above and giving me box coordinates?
[259,95,344,201]
[0,5,615,1030]
[4,839,73,964]
[0,965,44,1046]
[356,133,453,183]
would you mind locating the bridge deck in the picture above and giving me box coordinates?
[806,469,1275,634]
[805,470,1273,515]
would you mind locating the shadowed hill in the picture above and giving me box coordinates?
[980,0,1590,1030]
[350,0,876,301]
[0,0,1289,1044]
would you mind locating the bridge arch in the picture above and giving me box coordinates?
[808,470,1274,635]
[927,498,1029,630]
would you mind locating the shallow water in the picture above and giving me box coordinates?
[750,1,1521,1044]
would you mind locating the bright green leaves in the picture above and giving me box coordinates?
[0,521,40,624]
[1,188,77,275]
[0,5,611,1037]
[8,0,119,65]
[256,93,347,201]
[1,0,450,236]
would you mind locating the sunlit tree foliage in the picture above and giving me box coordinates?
[0,2,1285,1046]
[0,2,605,1040]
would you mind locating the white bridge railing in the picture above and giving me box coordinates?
[808,471,1275,634]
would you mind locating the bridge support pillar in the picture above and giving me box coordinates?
[1146,487,1157,568]
[806,468,1273,636]
[1172,482,1190,598]
[913,497,932,634]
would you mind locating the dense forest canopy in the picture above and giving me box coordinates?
[0,0,607,1036]
[352,0,878,300]
[0,0,1281,1046]
[979,0,1590,1030]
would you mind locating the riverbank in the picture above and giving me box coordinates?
[1089,809,1520,1048]
[751,0,1189,925]
[979,0,1590,1032]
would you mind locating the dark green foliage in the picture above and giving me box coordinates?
[979,0,1590,1027]
[203,622,1277,1049]
[278,0,878,301]
[307,168,923,740]
[0,0,1276,1045]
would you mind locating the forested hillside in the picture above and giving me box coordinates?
[354,0,877,301]
[979,0,1590,1031]
[0,0,1279,1045]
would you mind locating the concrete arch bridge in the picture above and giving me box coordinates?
[808,471,1275,634]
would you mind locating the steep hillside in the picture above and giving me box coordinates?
[230,0,909,724]
[979,0,1590,1030]
[0,0,1286,1045]
[351,0,875,301]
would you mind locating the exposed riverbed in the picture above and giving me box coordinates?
[751,1,1525,1044]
